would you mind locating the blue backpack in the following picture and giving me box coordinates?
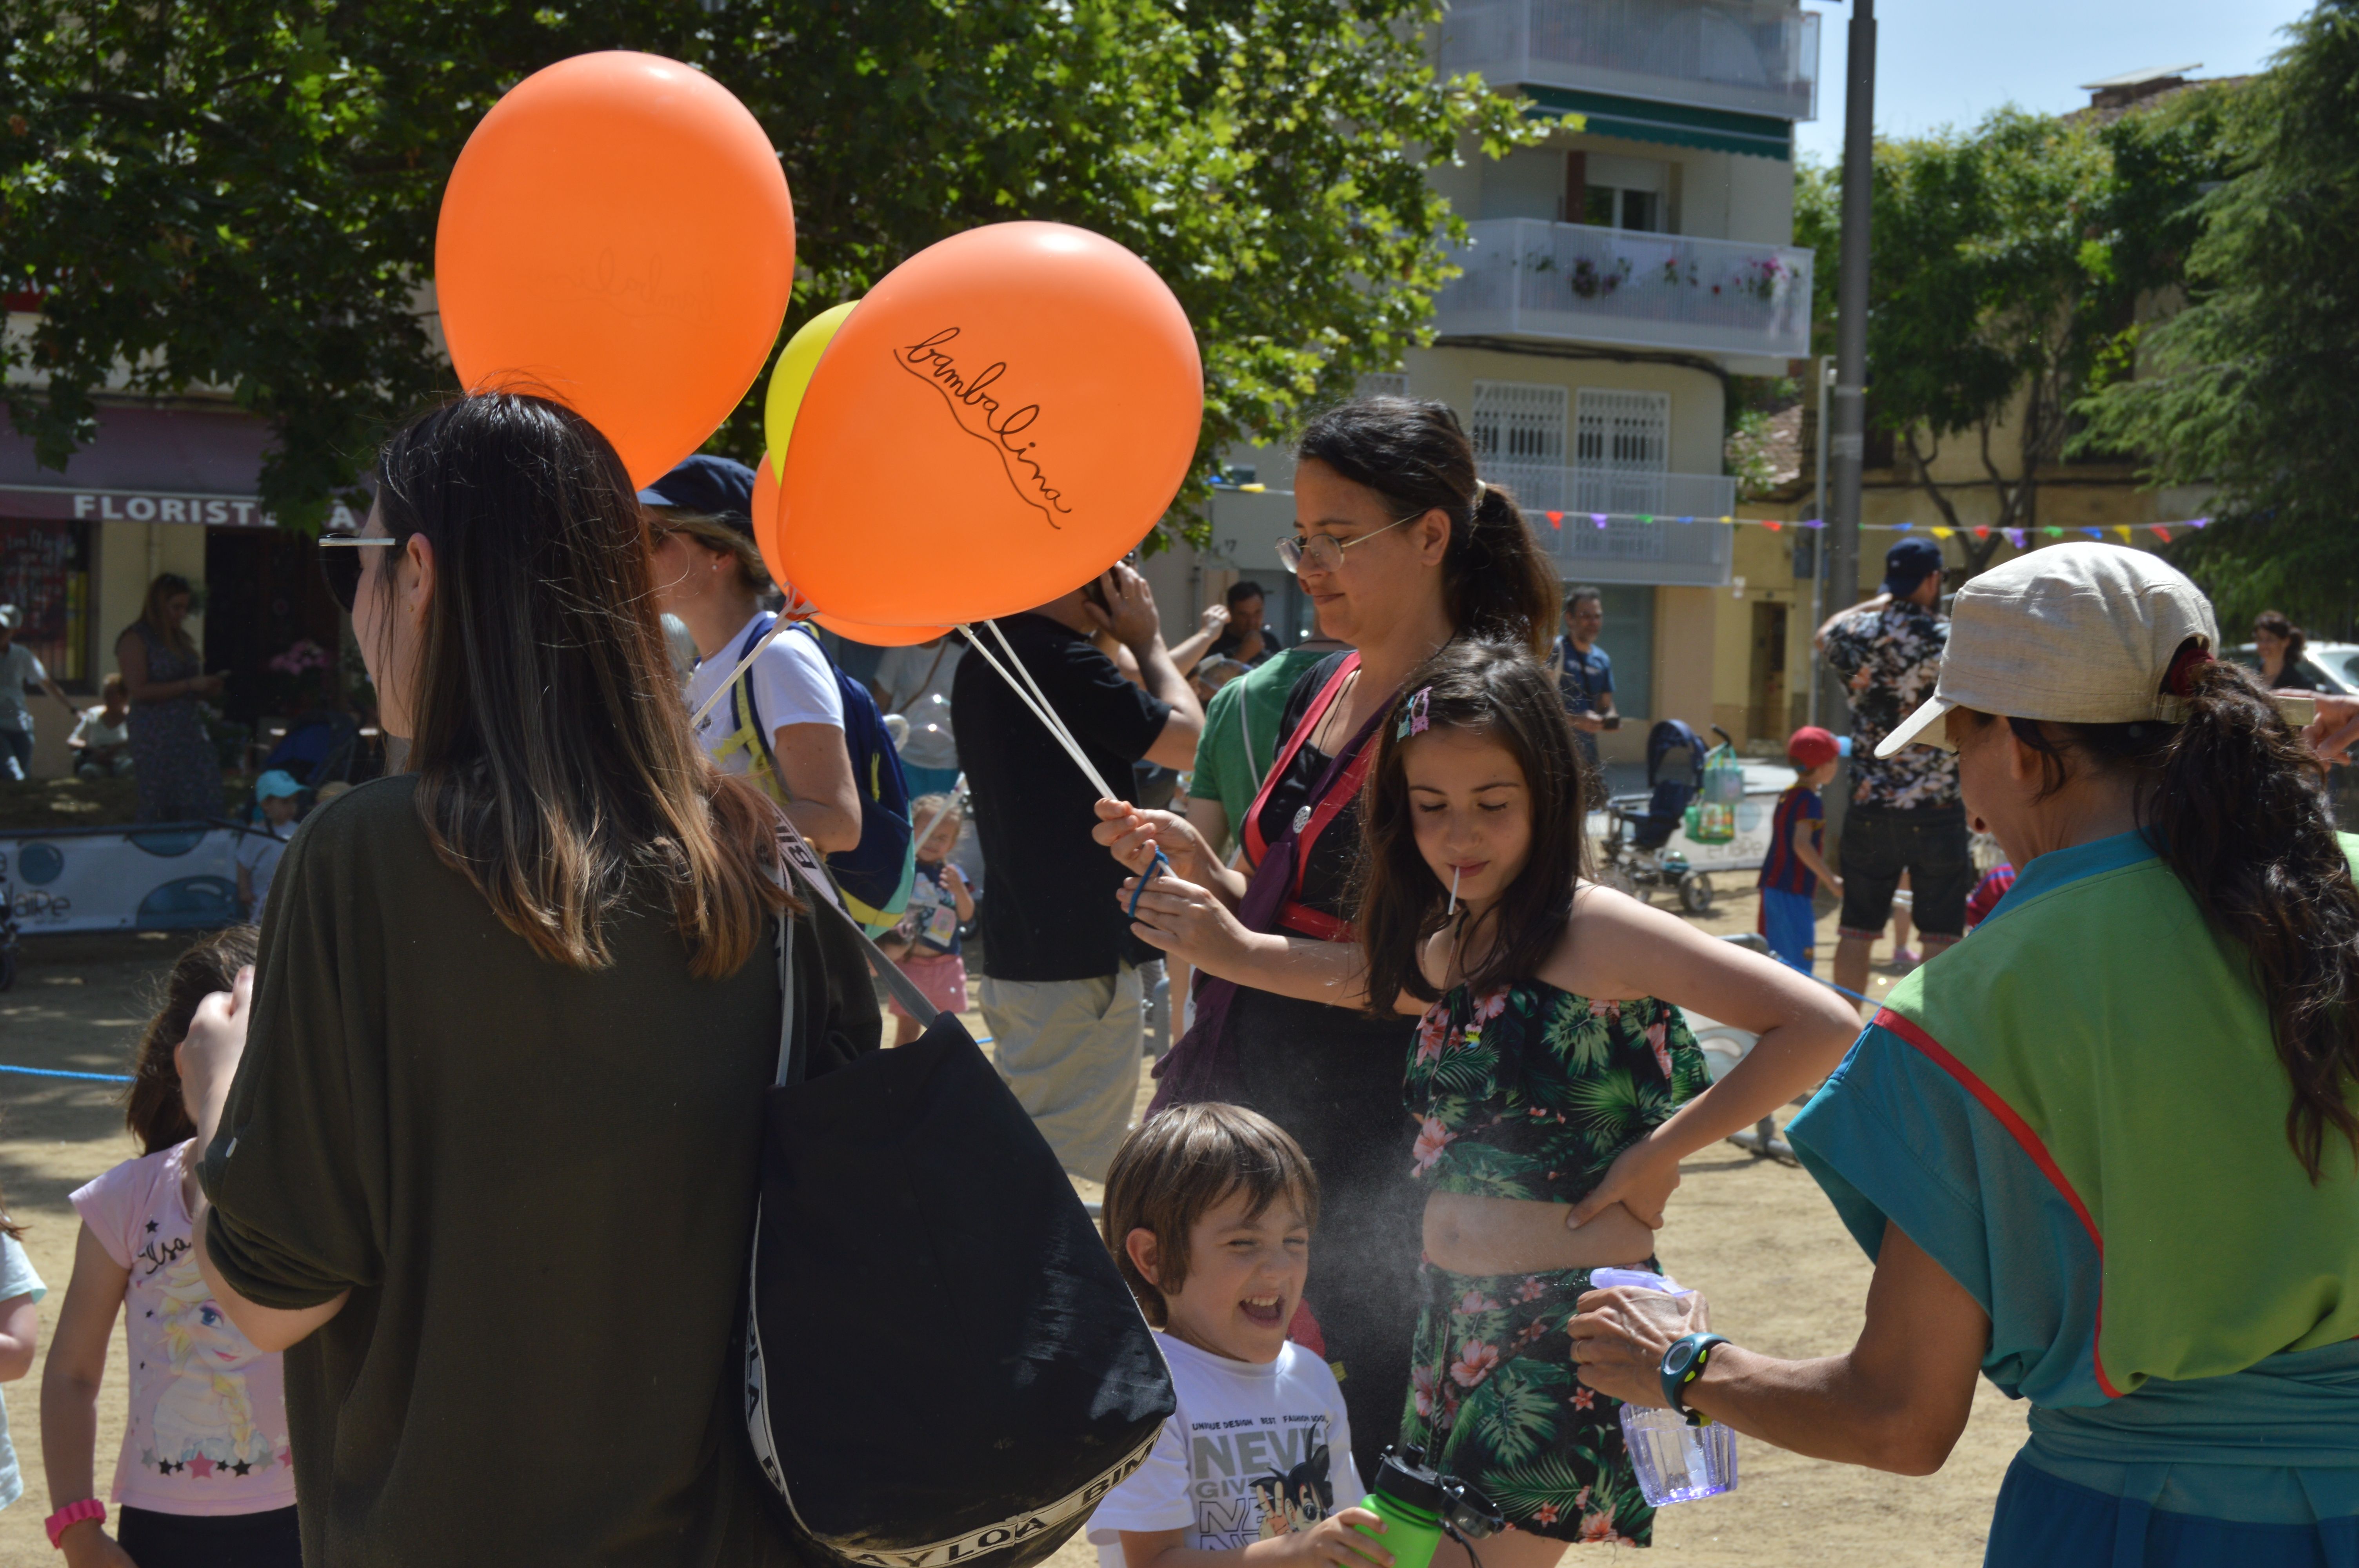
[726,615,916,932]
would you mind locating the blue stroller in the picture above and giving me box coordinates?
[1593,720,1729,914]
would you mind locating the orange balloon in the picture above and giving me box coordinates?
[813,614,955,648]
[436,53,795,487]
[750,452,787,587]
[778,222,1201,625]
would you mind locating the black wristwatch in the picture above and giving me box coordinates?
[1660,1332,1730,1427]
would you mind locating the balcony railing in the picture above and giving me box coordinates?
[1436,218,1813,361]
[1483,464,1737,586]
[1440,0,1819,121]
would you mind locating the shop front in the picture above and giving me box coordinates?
[0,403,351,781]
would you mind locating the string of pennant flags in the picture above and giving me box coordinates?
[1207,481,2210,548]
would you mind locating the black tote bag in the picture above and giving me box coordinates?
[747,857,1175,1568]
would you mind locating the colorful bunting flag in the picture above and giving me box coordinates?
[2004,529,2026,548]
[1930,526,1954,541]
[1546,511,1563,528]
[1973,526,1990,540]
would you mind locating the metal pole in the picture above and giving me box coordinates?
[1819,0,1875,726]
[1807,355,1832,727]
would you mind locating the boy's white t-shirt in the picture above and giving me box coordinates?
[235,821,294,919]
[685,613,843,771]
[1089,1333,1363,1568]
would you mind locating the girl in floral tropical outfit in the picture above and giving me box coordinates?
[1352,641,1857,1557]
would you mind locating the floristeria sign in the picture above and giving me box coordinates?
[0,485,273,526]
[0,486,363,530]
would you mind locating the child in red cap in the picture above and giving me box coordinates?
[1757,726,1843,973]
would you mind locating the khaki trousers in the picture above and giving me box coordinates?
[979,965,1143,1181]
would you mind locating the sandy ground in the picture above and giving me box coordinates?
[0,888,2021,1565]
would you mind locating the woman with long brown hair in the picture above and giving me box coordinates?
[171,393,880,1564]
[115,574,225,822]
[1089,397,1563,1477]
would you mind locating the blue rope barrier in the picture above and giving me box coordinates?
[0,1063,132,1083]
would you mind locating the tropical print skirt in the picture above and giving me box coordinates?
[1398,1258,1651,1547]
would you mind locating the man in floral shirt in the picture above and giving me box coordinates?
[1817,537,1973,1006]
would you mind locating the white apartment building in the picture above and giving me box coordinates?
[1142,0,1820,759]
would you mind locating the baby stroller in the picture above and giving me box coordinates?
[1592,720,1729,915]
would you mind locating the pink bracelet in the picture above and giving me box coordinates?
[45,1499,104,1549]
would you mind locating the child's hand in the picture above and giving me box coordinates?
[941,862,968,891]
[1288,1509,1393,1568]
[1565,1129,1681,1230]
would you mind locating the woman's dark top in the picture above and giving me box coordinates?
[1227,652,1422,1476]
[202,776,881,1566]
[2269,657,2329,693]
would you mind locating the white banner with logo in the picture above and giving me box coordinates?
[0,825,254,933]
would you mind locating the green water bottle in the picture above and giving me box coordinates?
[1354,1447,1448,1568]
[1355,1447,1503,1568]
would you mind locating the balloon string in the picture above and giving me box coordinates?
[960,621,1120,802]
[688,617,793,730]
[1448,864,1460,917]
[983,617,1119,799]
[954,628,1087,781]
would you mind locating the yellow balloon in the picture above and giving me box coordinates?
[763,300,860,470]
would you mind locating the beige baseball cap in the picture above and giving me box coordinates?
[1876,543,2221,757]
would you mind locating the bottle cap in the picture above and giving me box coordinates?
[1372,1446,1449,1515]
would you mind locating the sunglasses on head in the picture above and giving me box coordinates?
[318,534,398,614]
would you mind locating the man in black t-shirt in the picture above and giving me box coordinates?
[953,562,1204,1179]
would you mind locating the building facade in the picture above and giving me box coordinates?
[1140,0,1821,766]
[0,347,354,781]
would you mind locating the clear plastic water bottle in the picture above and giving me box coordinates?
[1588,1269,1739,1507]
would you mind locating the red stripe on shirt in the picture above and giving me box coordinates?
[1872,1006,2123,1399]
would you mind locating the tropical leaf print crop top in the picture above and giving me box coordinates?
[1403,980,1711,1205]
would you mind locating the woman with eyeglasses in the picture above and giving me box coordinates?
[1092,396,1558,1473]
[114,573,227,821]
[171,393,881,1564]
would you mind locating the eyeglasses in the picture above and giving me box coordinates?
[318,534,398,614]
[1276,511,1423,576]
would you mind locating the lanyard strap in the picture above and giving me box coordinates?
[1240,654,1361,868]
[1285,741,1376,911]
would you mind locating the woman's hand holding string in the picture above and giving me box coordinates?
[1094,799,1247,905]
[1118,869,1374,1007]
[1119,866,1270,976]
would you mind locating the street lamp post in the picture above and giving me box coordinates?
[1820,0,1876,726]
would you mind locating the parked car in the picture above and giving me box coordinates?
[2229,642,2359,832]
[2227,641,2359,695]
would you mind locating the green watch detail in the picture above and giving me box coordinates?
[1660,1332,1730,1428]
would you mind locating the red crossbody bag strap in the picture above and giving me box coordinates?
[1240,653,1361,869]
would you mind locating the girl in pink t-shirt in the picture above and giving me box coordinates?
[39,927,300,1568]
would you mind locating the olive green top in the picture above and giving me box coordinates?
[202,775,879,1565]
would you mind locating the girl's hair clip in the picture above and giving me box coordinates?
[1397,687,1431,740]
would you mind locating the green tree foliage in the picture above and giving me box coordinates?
[1,1,1530,532]
[2076,0,2359,626]
[1797,109,2149,575]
